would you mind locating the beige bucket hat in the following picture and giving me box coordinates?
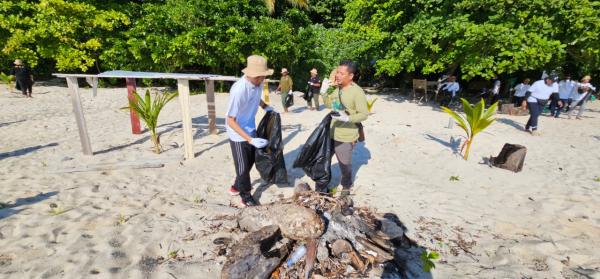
[281,68,289,74]
[242,55,273,77]
[310,68,318,75]
[13,59,23,66]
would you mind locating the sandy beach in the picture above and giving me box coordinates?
[1,83,599,278]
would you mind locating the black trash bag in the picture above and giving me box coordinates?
[285,92,294,107]
[255,111,288,184]
[303,85,313,101]
[293,114,333,186]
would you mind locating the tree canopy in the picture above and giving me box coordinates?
[1,0,598,83]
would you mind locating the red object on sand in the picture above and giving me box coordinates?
[126,78,142,134]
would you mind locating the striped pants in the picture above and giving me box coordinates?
[229,140,255,198]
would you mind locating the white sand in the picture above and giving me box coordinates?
[0,83,599,278]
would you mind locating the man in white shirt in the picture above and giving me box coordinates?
[226,55,275,207]
[522,76,559,135]
[439,75,460,107]
[551,74,576,117]
[568,75,596,119]
[512,78,530,106]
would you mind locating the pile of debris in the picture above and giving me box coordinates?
[220,183,418,279]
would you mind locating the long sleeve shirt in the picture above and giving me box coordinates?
[331,83,369,143]
[570,82,596,102]
[513,83,530,97]
[441,82,460,96]
[558,80,576,99]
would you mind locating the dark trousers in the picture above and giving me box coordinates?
[550,97,568,117]
[490,94,499,105]
[229,140,255,198]
[514,96,524,106]
[526,101,544,131]
[316,140,354,192]
[439,91,454,107]
[17,79,32,96]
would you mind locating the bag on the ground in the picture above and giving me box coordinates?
[491,143,527,172]
[285,92,294,107]
[293,114,333,186]
[255,111,288,184]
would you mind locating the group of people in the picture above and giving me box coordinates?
[436,72,596,136]
[516,74,595,135]
[276,67,339,113]
[7,59,34,97]
[226,55,368,207]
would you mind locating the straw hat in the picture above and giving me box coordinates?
[13,59,23,66]
[242,55,273,77]
[581,75,591,82]
[310,68,318,75]
[281,68,289,74]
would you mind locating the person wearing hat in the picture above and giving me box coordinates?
[9,59,33,97]
[226,55,275,207]
[307,68,321,110]
[276,68,293,113]
[521,75,559,135]
[567,75,596,120]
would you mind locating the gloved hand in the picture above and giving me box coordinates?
[250,138,269,148]
[264,106,275,112]
[332,112,350,122]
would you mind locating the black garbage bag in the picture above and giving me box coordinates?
[285,92,294,107]
[293,114,333,186]
[303,85,313,102]
[255,111,288,184]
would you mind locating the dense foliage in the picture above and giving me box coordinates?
[1,0,598,84]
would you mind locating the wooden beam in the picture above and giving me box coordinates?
[177,79,195,159]
[126,78,142,134]
[206,79,217,135]
[65,77,93,156]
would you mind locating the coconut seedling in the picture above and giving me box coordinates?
[125,90,177,153]
[442,98,498,160]
[0,72,15,93]
[367,98,378,113]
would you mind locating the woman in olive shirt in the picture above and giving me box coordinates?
[277,68,293,113]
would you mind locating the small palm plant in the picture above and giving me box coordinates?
[367,98,378,113]
[0,72,15,93]
[125,90,177,153]
[441,98,498,160]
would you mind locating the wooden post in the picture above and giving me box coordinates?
[206,79,217,135]
[177,79,194,159]
[66,77,93,155]
[126,78,142,134]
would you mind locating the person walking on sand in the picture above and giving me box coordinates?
[276,68,293,113]
[225,55,275,207]
[315,60,368,197]
[307,68,321,110]
[512,78,530,106]
[567,75,596,120]
[522,75,558,135]
[9,59,33,98]
[551,74,576,118]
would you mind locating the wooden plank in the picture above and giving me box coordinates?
[206,79,217,135]
[65,77,93,156]
[55,161,164,173]
[126,78,142,134]
[177,79,195,159]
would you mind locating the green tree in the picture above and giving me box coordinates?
[0,0,129,71]
[344,0,600,80]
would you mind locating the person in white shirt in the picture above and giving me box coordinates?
[567,75,596,120]
[550,74,576,117]
[225,55,275,207]
[490,77,501,105]
[512,78,531,106]
[521,75,558,135]
[439,75,460,107]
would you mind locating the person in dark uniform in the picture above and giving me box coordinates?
[9,59,33,97]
